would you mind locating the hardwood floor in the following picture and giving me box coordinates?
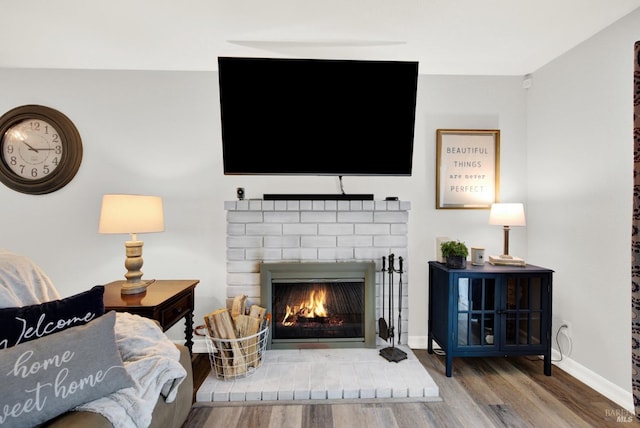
[185,351,639,427]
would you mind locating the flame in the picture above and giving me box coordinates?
[306,289,327,318]
[282,288,328,326]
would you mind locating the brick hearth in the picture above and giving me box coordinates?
[195,341,440,403]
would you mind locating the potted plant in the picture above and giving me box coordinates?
[440,240,469,269]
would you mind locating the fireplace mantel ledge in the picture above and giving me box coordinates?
[224,199,411,211]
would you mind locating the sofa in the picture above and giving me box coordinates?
[43,344,193,428]
[0,250,193,428]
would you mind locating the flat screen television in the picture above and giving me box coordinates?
[218,57,418,176]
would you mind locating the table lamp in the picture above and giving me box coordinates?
[98,194,164,294]
[488,202,526,266]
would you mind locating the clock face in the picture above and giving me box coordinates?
[0,105,82,194]
[1,118,63,181]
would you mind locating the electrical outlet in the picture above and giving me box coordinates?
[560,320,572,338]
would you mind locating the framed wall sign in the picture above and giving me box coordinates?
[436,129,500,209]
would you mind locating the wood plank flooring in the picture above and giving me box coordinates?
[184,350,640,427]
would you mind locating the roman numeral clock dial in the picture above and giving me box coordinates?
[0,105,82,195]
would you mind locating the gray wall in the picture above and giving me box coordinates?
[527,9,640,408]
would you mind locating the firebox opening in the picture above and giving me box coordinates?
[260,262,376,349]
[273,280,365,341]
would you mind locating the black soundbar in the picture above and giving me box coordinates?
[263,194,374,201]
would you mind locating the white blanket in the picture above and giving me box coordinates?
[0,249,60,308]
[75,312,187,428]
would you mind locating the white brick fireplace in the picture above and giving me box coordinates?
[195,199,441,404]
[224,199,410,345]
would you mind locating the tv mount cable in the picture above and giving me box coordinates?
[338,175,346,195]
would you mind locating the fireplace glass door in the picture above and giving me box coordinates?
[271,280,365,344]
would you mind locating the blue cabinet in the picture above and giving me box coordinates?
[428,261,553,377]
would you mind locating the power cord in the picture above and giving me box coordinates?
[338,176,346,195]
[553,323,573,362]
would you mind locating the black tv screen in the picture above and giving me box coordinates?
[218,57,418,176]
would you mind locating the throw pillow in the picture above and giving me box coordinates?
[0,285,105,350]
[0,311,134,427]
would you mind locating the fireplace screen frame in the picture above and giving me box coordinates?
[260,261,376,349]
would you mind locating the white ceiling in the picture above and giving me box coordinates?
[2,0,640,75]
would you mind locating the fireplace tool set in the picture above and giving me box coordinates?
[379,254,408,362]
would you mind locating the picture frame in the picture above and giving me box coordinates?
[436,129,500,209]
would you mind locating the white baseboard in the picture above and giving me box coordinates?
[551,348,634,413]
[189,337,209,354]
[185,336,436,354]
[408,335,429,349]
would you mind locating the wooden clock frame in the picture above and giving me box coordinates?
[0,105,83,195]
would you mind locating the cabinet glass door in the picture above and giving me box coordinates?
[457,277,496,347]
[505,277,543,345]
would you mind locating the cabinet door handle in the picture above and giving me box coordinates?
[173,307,184,314]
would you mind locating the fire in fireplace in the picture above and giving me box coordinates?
[260,262,376,349]
[274,280,365,340]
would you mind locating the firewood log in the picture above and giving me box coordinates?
[209,308,247,377]
[231,294,247,322]
[249,304,266,321]
[235,314,263,367]
[203,310,229,377]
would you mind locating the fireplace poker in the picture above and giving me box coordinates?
[398,256,403,344]
[380,253,407,363]
[387,254,395,343]
[378,256,389,341]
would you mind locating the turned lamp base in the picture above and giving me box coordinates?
[121,239,149,295]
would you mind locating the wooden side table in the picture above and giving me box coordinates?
[103,279,199,354]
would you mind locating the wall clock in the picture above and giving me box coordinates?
[0,105,83,195]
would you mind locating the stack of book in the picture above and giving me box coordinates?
[489,255,526,266]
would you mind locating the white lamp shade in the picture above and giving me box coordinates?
[489,203,526,226]
[98,194,164,234]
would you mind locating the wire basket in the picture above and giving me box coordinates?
[203,325,270,380]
